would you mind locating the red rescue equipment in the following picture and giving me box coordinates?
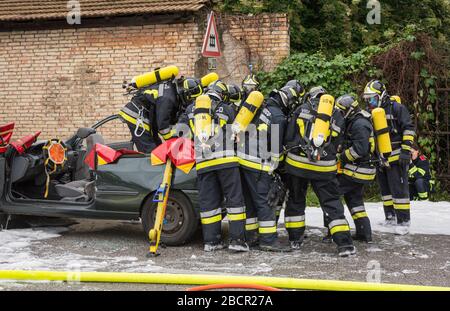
[0,122,15,154]
[9,132,41,155]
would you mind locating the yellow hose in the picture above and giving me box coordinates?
[0,270,448,291]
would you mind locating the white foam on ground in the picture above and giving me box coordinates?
[280,201,450,235]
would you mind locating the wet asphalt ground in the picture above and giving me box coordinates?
[1,218,449,291]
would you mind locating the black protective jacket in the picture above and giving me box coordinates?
[284,101,345,181]
[339,110,376,184]
[237,97,287,173]
[409,154,431,182]
[381,99,416,163]
[178,100,238,174]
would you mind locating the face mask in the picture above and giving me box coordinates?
[365,96,379,110]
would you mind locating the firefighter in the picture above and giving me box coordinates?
[409,144,432,200]
[242,74,260,100]
[335,94,376,243]
[237,84,302,252]
[178,80,248,252]
[177,77,204,112]
[119,88,161,153]
[284,86,356,257]
[363,80,416,235]
[227,84,243,115]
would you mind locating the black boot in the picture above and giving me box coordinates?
[259,240,292,252]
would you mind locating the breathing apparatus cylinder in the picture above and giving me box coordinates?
[231,91,264,135]
[312,94,335,148]
[371,108,392,156]
[194,95,213,144]
[132,65,179,89]
[200,72,219,87]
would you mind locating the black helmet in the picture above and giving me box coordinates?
[305,86,327,107]
[206,80,229,102]
[242,74,260,94]
[272,86,300,112]
[179,78,203,104]
[227,84,243,105]
[335,94,360,118]
[285,80,305,98]
[363,79,388,110]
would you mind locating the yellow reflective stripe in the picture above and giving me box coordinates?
[201,214,222,225]
[330,225,350,235]
[352,212,368,220]
[228,213,246,221]
[409,166,418,174]
[259,226,277,234]
[257,123,268,131]
[369,137,375,153]
[196,157,239,170]
[417,168,426,176]
[143,89,158,98]
[189,120,195,133]
[401,144,412,151]
[285,157,337,173]
[161,131,173,140]
[246,223,259,231]
[394,203,410,210]
[285,221,305,229]
[297,119,305,137]
[345,149,356,161]
[383,200,393,206]
[238,158,271,172]
[403,135,414,141]
[331,130,339,137]
[343,169,376,181]
[118,111,150,131]
[388,155,400,163]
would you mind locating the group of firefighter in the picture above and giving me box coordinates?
[119,66,432,257]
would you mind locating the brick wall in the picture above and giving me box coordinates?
[0,13,289,142]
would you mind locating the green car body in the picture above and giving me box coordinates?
[0,115,201,244]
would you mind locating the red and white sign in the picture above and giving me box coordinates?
[201,12,221,57]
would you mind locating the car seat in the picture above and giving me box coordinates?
[55,133,104,201]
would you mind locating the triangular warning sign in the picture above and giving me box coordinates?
[201,11,221,57]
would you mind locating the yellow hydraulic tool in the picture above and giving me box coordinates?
[312,94,335,148]
[148,158,173,256]
[148,138,195,256]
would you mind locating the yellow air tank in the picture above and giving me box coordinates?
[200,72,219,87]
[371,108,392,155]
[194,95,213,144]
[232,91,264,134]
[133,65,179,89]
[312,94,335,147]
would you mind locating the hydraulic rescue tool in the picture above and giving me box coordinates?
[148,138,195,256]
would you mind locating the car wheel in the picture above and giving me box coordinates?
[141,190,199,246]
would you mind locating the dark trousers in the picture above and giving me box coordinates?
[197,167,246,244]
[285,175,353,248]
[241,169,277,245]
[409,178,430,200]
[337,175,372,240]
[377,163,410,224]
[126,123,159,154]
